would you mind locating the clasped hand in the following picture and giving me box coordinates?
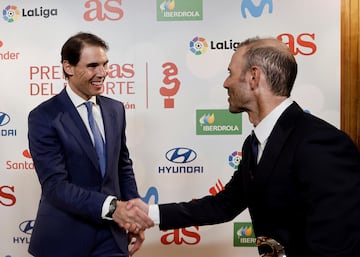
[111,198,153,255]
[112,198,153,233]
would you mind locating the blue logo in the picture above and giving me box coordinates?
[19,220,35,235]
[140,186,159,204]
[241,0,273,18]
[165,147,197,163]
[0,112,10,126]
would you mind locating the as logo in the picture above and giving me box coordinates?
[83,0,124,21]
[0,185,16,207]
[161,227,201,245]
[278,33,317,56]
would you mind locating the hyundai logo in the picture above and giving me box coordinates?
[165,147,197,163]
[0,112,10,126]
[19,220,35,235]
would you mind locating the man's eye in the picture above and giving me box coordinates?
[87,63,98,68]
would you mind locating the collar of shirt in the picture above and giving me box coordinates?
[65,86,97,107]
[253,98,293,158]
[65,86,105,140]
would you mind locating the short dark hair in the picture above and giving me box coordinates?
[61,32,109,78]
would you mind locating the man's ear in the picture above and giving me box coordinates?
[249,66,260,88]
[63,60,74,76]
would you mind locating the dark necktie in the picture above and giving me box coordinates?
[251,130,259,168]
[85,101,106,177]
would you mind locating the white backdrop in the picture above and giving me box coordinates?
[0,1,340,256]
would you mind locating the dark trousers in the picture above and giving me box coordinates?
[90,226,125,257]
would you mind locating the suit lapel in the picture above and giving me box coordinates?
[97,96,117,178]
[254,103,303,186]
[57,90,100,173]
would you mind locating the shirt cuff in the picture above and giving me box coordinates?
[148,204,160,225]
[102,195,117,220]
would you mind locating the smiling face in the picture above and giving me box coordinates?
[63,44,109,100]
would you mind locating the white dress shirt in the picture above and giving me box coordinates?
[252,98,293,163]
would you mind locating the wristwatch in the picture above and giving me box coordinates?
[106,198,117,218]
[256,236,286,257]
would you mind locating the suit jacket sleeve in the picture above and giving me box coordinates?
[158,154,251,230]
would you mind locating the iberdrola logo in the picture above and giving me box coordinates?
[160,0,175,11]
[157,0,202,22]
[196,109,242,136]
[199,113,215,125]
[234,222,256,247]
[2,5,20,23]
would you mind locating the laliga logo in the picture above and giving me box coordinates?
[229,151,242,170]
[2,5,20,23]
[160,62,180,108]
[189,36,208,55]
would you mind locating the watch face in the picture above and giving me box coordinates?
[106,198,117,218]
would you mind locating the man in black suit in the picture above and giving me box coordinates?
[130,37,360,257]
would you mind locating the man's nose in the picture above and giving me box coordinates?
[223,78,229,89]
[97,66,108,76]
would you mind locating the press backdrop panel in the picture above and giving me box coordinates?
[0,1,340,257]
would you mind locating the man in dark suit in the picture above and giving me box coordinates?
[129,37,360,256]
[28,32,154,257]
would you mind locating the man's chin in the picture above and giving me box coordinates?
[91,86,104,94]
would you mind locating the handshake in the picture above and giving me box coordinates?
[112,198,154,233]
[110,198,154,255]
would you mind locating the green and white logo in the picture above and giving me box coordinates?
[233,222,256,247]
[196,109,242,135]
[157,0,203,21]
